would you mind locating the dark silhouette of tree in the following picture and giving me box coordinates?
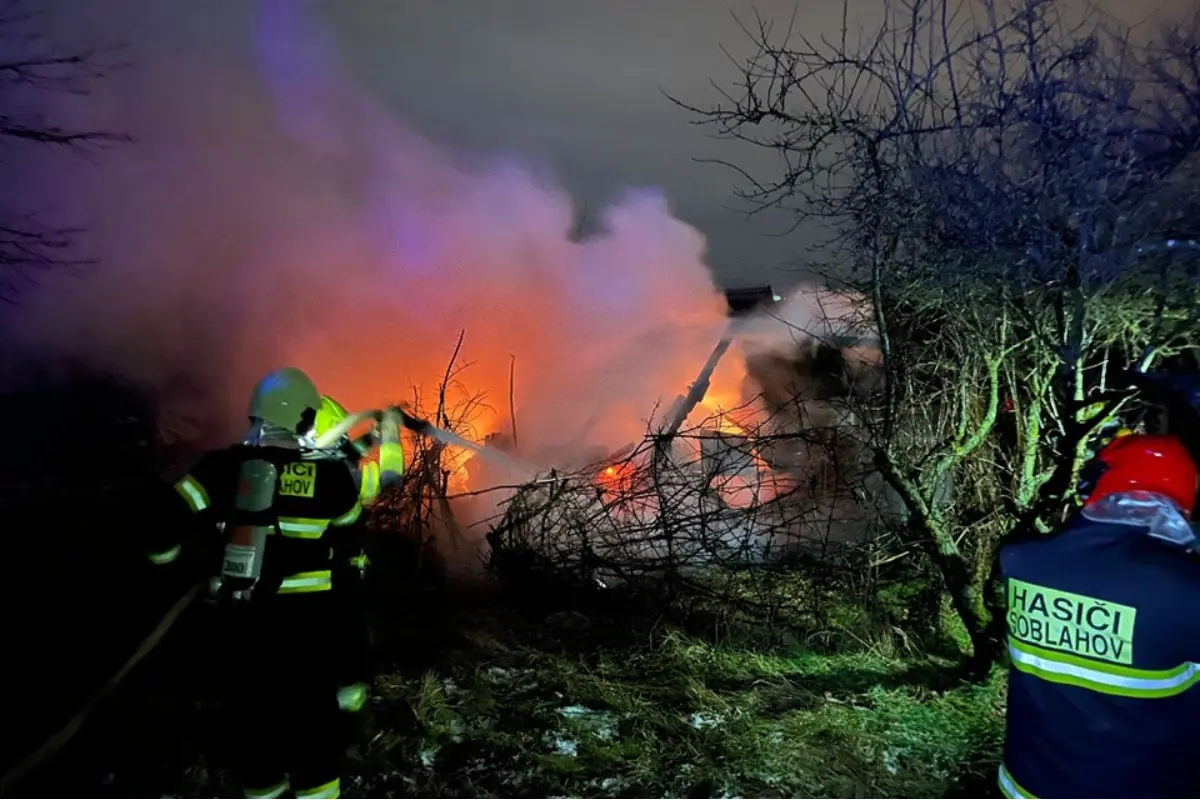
[674,0,1200,667]
[0,0,123,303]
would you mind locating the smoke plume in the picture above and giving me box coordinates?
[7,0,749,467]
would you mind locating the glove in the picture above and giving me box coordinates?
[379,407,402,436]
[392,407,433,435]
[337,682,370,713]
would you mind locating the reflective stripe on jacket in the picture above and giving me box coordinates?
[999,504,1200,799]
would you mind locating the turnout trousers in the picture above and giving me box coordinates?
[226,593,343,799]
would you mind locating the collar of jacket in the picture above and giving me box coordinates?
[1082,491,1198,553]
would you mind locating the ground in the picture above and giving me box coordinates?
[1,534,1008,800]
[123,583,1006,800]
[351,628,1006,798]
[3,498,1006,800]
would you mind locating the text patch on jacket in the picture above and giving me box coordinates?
[1007,579,1136,665]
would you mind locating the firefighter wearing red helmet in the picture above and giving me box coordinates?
[998,432,1200,799]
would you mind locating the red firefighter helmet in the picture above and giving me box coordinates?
[1085,433,1199,516]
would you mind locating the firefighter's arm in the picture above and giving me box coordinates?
[378,408,405,483]
[354,461,382,506]
[353,409,406,506]
[143,454,221,566]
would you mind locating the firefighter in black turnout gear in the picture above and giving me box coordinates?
[145,367,369,799]
[999,425,1200,798]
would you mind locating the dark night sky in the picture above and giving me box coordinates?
[38,0,1188,287]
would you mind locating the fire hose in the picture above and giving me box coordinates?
[0,582,204,796]
[0,405,522,796]
[336,406,538,477]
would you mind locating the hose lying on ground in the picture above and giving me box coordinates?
[0,582,203,797]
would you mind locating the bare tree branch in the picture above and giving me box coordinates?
[677,0,1200,669]
[0,0,126,303]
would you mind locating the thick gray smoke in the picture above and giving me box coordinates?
[4,0,747,460]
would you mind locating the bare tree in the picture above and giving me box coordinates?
[0,0,123,303]
[674,0,1200,664]
[368,330,494,564]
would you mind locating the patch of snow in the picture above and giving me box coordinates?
[557,704,592,717]
[688,711,726,729]
[550,735,579,757]
[581,775,630,794]
[484,666,537,689]
[556,704,618,740]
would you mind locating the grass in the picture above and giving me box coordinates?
[21,574,1005,798]
[345,615,1006,798]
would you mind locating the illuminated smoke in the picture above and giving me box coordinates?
[6,0,747,468]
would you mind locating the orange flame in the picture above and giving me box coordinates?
[595,460,636,496]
